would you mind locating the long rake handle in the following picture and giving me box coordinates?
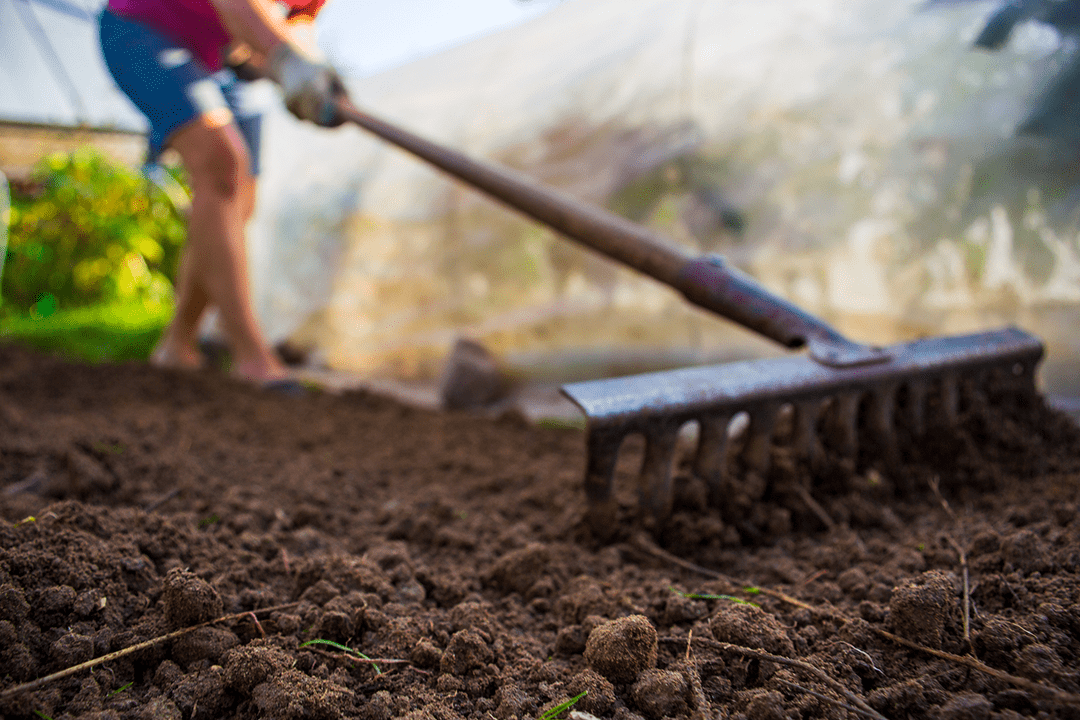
[336,99,887,367]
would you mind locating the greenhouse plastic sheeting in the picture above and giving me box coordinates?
[246,0,1080,388]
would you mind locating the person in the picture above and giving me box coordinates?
[98,0,347,386]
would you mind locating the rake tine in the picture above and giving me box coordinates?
[638,425,681,527]
[905,378,929,437]
[743,404,780,476]
[1018,360,1038,394]
[833,393,862,459]
[583,430,623,539]
[794,399,824,467]
[968,370,990,410]
[694,414,733,504]
[867,383,899,462]
[563,328,1044,536]
[941,374,960,424]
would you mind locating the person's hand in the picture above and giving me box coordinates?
[223,42,263,82]
[267,43,346,127]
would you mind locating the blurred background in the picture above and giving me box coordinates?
[5,0,1080,398]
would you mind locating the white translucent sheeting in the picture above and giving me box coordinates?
[247,0,1080,386]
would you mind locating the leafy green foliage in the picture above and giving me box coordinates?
[3,149,188,314]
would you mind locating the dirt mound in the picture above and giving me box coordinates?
[2,342,1080,718]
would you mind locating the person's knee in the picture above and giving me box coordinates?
[192,137,251,200]
[172,114,254,201]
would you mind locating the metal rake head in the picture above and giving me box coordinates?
[561,327,1044,538]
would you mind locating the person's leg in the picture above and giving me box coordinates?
[155,105,261,372]
[160,110,285,382]
[99,10,284,382]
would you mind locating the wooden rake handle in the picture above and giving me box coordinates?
[334,98,888,368]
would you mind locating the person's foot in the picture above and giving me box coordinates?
[230,355,292,386]
[150,339,205,371]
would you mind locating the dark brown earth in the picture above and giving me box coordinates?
[2,341,1080,720]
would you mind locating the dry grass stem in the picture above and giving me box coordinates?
[927,475,956,521]
[246,611,266,638]
[793,485,837,531]
[649,538,1080,705]
[303,647,410,668]
[874,628,1080,704]
[0,602,300,700]
[776,676,885,720]
[665,636,887,720]
[944,535,972,645]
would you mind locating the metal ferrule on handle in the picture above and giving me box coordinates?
[335,99,886,368]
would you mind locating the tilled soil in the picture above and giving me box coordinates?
[1,342,1080,720]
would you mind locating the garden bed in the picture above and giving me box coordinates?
[1,342,1079,719]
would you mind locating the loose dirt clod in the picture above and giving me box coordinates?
[709,602,795,658]
[565,669,616,716]
[630,668,691,719]
[584,615,658,684]
[440,628,494,675]
[162,568,223,629]
[170,626,239,668]
[745,689,787,720]
[251,668,354,720]
[887,570,956,649]
[223,643,294,694]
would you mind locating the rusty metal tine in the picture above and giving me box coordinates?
[1004,359,1037,395]
[833,393,862,458]
[794,399,823,467]
[1018,360,1038,394]
[867,383,899,461]
[638,426,681,526]
[743,404,780,476]
[941,374,960,424]
[868,384,897,435]
[694,414,732,503]
[582,430,623,538]
[906,378,929,437]
[968,370,990,409]
[563,328,1044,534]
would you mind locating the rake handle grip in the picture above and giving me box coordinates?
[336,99,884,366]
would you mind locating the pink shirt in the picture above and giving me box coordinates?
[108,0,323,72]
[109,0,232,71]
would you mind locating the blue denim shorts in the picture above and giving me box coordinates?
[98,9,263,174]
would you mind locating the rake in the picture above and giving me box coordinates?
[333,99,1044,536]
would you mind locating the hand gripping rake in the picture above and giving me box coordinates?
[334,99,1044,535]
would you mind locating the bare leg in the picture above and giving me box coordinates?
[151,109,285,383]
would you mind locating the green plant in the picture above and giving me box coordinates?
[671,587,761,607]
[198,514,221,528]
[106,682,133,698]
[3,149,187,314]
[538,690,587,720]
[299,638,382,674]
